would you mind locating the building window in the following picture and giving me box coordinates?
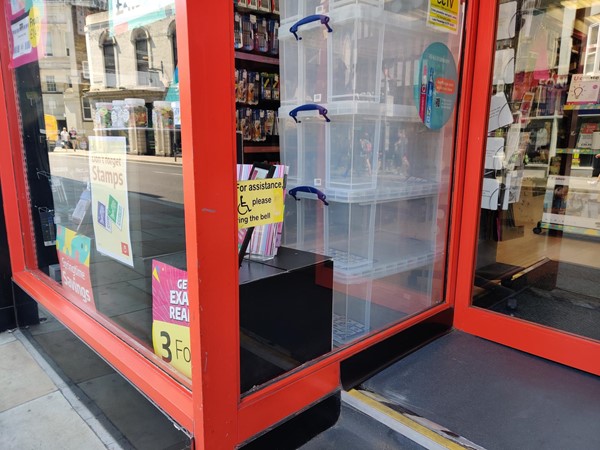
[82,97,92,121]
[46,75,57,92]
[133,28,150,85]
[101,34,117,88]
[169,21,178,69]
[45,32,53,56]
[82,61,90,80]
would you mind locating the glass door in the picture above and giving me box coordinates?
[460,0,600,376]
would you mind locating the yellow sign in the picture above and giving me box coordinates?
[45,114,58,142]
[152,320,191,378]
[28,6,41,47]
[427,0,460,34]
[237,178,284,229]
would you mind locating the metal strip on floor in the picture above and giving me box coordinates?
[343,390,485,450]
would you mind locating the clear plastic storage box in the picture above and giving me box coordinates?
[283,194,437,284]
[280,4,432,106]
[280,0,330,26]
[279,103,382,190]
[279,102,443,197]
[280,0,419,25]
[282,191,440,344]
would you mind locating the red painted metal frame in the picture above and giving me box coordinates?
[452,0,600,376]
[176,0,240,447]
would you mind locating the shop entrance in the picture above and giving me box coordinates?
[457,0,600,375]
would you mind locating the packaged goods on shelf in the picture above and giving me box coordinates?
[111,100,127,128]
[124,98,148,128]
[255,16,269,53]
[94,102,113,129]
[268,19,279,55]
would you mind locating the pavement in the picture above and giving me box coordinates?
[0,329,118,450]
[0,309,191,450]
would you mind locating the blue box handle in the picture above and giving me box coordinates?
[289,186,329,206]
[290,14,332,41]
[289,104,331,123]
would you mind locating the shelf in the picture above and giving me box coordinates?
[524,114,563,120]
[235,5,279,17]
[563,104,600,111]
[312,238,438,285]
[243,145,279,153]
[235,51,279,65]
[540,222,600,238]
[556,148,600,155]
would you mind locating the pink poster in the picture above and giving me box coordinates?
[7,2,47,69]
[56,225,95,312]
[152,260,189,326]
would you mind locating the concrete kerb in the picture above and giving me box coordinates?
[50,148,182,166]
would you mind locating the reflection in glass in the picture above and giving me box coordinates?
[6,1,187,379]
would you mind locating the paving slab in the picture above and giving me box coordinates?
[0,339,56,412]
[0,390,107,450]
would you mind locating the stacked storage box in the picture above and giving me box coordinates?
[279,1,462,345]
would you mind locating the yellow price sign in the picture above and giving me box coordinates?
[28,6,41,48]
[237,177,284,229]
[152,320,191,378]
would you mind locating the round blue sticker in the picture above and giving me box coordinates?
[414,42,458,130]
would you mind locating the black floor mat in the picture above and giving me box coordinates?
[489,286,600,341]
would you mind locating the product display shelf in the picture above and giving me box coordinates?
[244,145,280,154]
[525,114,563,121]
[556,148,600,155]
[234,2,281,158]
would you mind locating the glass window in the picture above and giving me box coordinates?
[82,60,90,80]
[133,28,150,85]
[473,1,600,344]
[46,75,57,92]
[45,31,53,56]
[102,35,117,88]
[169,21,177,69]
[244,1,466,393]
[5,1,187,380]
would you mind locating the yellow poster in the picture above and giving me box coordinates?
[237,178,284,229]
[427,0,460,34]
[88,136,134,267]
